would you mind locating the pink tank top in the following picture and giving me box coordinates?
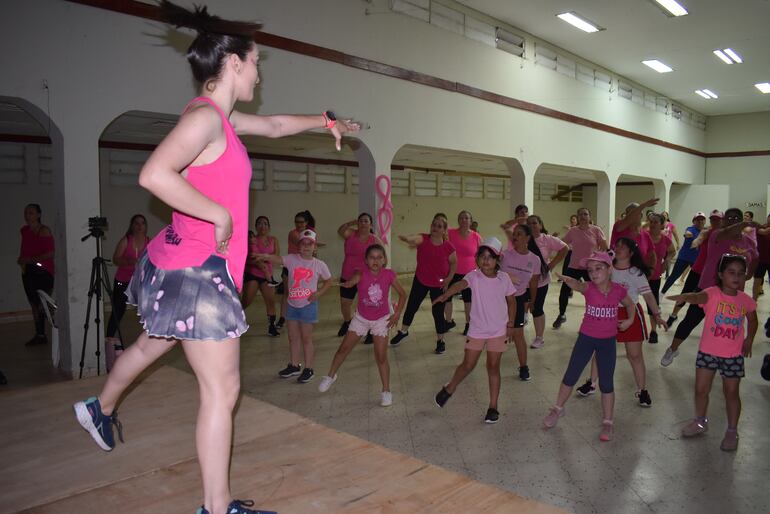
[19,225,55,275]
[287,229,301,254]
[146,97,252,290]
[341,232,377,279]
[115,234,147,282]
[246,236,275,278]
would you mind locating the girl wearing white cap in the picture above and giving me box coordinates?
[432,238,517,424]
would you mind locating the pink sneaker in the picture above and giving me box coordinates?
[599,420,614,442]
[720,429,739,451]
[543,405,565,428]
[530,336,545,349]
[681,418,709,437]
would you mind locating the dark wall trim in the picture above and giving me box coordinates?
[0,133,52,144]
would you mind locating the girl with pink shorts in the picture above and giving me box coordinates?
[432,238,517,424]
[318,245,407,406]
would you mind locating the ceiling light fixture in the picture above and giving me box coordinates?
[642,59,673,73]
[695,90,711,99]
[723,48,743,63]
[713,50,732,64]
[556,12,603,33]
[702,89,718,99]
[714,49,743,64]
[652,0,688,17]
[755,83,770,94]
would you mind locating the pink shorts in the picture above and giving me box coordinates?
[348,312,390,338]
[465,335,508,353]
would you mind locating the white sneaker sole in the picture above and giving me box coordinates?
[73,401,112,452]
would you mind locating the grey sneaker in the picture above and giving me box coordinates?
[681,418,708,437]
[660,347,679,367]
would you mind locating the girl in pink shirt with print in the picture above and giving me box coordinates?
[446,210,483,336]
[500,223,549,381]
[543,252,635,442]
[318,244,407,407]
[432,237,517,424]
[666,255,758,451]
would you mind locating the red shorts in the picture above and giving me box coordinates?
[617,303,648,343]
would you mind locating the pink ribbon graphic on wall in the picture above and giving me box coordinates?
[376,174,393,245]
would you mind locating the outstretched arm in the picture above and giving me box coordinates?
[432,279,469,305]
[666,291,708,305]
[254,253,283,265]
[398,234,424,247]
[339,271,362,289]
[555,272,587,293]
[614,198,659,232]
[230,111,360,151]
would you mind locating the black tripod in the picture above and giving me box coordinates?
[78,226,123,378]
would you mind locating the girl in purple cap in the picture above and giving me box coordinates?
[543,251,635,441]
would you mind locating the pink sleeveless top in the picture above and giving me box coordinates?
[341,232,377,279]
[19,225,55,275]
[246,236,275,278]
[146,97,252,290]
[115,234,147,282]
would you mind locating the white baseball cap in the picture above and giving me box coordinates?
[692,211,706,220]
[479,237,503,256]
[298,229,317,243]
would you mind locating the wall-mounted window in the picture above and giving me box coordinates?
[272,161,308,192]
[463,176,484,198]
[414,172,438,197]
[0,142,26,184]
[440,175,462,197]
[249,159,265,191]
[108,148,147,187]
[485,177,505,199]
[392,170,410,196]
[314,165,346,193]
[39,145,52,185]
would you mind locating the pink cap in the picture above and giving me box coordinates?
[709,210,723,219]
[692,211,706,220]
[580,251,614,268]
[298,229,317,243]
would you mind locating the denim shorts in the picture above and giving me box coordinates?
[286,302,319,324]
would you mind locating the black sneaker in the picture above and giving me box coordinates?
[275,317,285,329]
[0,370,6,385]
[576,379,596,397]
[519,365,531,381]
[637,389,652,407]
[278,363,301,378]
[390,330,409,347]
[552,315,566,329]
[648,331,659,344]
[435,340,446,354]
[196,499,276,514]
[297,368,315,383]
[760,354,770,381]
[484,408,500,424]
[24,334,47,346]
[462,323,469,336]
[435,386,452,407]
[445,320,457,331]
[363,332,374,344]
[764,316,770,338]
[267,324,279,337]
[337,320,350,337]
[666,315,678,328]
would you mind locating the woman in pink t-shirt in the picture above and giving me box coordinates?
[554,207,607,329]
[390,214,457,355]
[500,224,548,381]
[527,215,568,349]
[242,216,280,337]
[543,251,635,442]
[432,237,517,424]
[643,213,675,344]
[319,244,407,407]
[335,212,382,339]
[73,7,359,514]
[667,255,758,451]
[446,210,483,335]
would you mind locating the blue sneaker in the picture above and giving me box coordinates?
[73,396,123,451]
[196,499,277,514]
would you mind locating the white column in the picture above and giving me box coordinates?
[652,179,670,213]
[353,141,397,259]
[503,157,530,217]
[596,172,616,235]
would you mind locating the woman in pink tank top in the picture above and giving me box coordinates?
[74,4,360,514]
[335,212,382,338]
[104,214,148,369]
[242,215,280,337]
[18,203,55,346]
[446,210,482,336]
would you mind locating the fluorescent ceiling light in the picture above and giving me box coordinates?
[713,50,732,64]
[642,59,673,73]
[556,12,602,33]
[695,90,711,99]
[653,0,688,17]
[702,89,718,99]
[723,48,743,64]
[755,83,770,94]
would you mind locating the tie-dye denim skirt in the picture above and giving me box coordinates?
[126,252,249,341]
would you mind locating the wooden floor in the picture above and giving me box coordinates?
[0,366,567,514]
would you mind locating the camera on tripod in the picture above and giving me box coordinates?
[87,216,109,239]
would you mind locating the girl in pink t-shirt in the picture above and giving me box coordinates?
[446,210,483,335]
[527,215,568,349]
[543,252,635,442]
[666,255,758,451]
[431,237,517,424]
[500,224,549,381]
[318,244,407,407]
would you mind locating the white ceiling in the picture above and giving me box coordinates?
[457,0,770,116]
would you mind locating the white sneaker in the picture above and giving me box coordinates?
[660,347,679,367]
[530,336,544,349]
[380,391,393,407]
[318,374,337,392]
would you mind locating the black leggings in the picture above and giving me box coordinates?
[106,279,129,338]
[647,278,661,316]
[402,277,446,335]
[673,299,705,343]
[674,270,701,310]
[558,267,589,316]
[661,258,691,294]
[532,284,549,317]
[22,267,54,336]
